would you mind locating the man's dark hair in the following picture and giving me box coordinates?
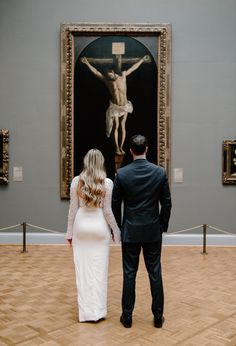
[129,134,148,155]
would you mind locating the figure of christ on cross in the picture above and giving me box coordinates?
[81,50,150,156]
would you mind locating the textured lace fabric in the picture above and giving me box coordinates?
[66,176,120,243]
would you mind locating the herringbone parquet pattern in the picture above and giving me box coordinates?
[0,245,235,345]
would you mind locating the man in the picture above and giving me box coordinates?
[112,134,172,328]
[81,56,150,155]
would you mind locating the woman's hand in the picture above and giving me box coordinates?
[115,234,121,244]
[111,231,121,244]
[111,232,115,242]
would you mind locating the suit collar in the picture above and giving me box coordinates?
[132,158,147,164]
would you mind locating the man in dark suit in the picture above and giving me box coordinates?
[112,134,172,328]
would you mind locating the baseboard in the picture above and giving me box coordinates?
[0,232,236,246]
[0,232,66,245]
[162,233,236,246]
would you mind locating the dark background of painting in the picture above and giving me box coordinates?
[0,135,3,171]
[74,35,157,179]
[230,144,236,175]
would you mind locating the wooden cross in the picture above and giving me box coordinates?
[86,42,150,73]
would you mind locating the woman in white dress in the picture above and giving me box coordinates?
[66,149,120,322]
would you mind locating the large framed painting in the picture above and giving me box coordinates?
[223,140,236,185]
[0,129,9,184]
[60,23,171,198]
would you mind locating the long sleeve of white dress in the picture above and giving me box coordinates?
[66,176,80,240]
[103,178,121,243]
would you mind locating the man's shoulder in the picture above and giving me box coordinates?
[117,162,134,174]
[150,163,167,178]
[149,162,165,172]
[116,163,133,180]
[140,161,167,178]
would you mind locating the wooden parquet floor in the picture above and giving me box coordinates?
[0,245,235,346]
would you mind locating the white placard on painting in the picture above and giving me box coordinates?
[174,168,183,183]
[13,167,23,182]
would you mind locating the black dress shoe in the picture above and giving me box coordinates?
[154,316,164,328]
[120,314,132,328]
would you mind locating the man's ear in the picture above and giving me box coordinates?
[130,148,133,155]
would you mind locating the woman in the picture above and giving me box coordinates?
[66,149,120,322]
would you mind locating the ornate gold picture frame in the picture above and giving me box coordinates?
[60,23,171,198]
[0,129,9,184]
[223,140,236,185]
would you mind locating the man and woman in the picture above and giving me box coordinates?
[66,134,172,327]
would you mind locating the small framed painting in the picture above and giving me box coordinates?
[0,129,9,184]
[223,140,236,185]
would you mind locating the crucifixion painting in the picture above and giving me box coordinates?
[60,24,172,199]
[81,43,150,157]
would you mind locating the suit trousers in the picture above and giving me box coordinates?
[121,240,164,318]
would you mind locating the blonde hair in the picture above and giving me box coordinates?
[78,149,106,207]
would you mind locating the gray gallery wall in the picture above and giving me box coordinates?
[0,0,236,236]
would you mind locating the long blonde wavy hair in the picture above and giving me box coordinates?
[78,149,106,207]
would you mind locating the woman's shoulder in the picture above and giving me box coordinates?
[104,177,113,187]
[71,175,80,186]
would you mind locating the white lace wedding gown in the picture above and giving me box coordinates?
[66,176,120,322]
